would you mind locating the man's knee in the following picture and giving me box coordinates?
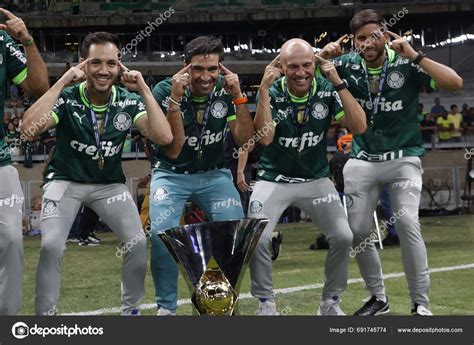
[40,236,66,258]
[329,229,353,248]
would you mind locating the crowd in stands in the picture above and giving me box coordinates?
[4,71,473,165]
[419,98,474,143]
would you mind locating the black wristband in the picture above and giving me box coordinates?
[334,80,348,91]
[413,51,426,65]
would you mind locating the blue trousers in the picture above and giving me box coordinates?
[149,168,244,311]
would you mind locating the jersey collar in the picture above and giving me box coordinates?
[281,77,317,103]
[79,82,117,112]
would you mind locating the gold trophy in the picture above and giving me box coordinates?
[159,218,268,315]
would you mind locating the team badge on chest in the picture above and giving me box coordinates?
[387,71,405,89]
[210,101,228,118]
[311,102,329,120]
[113,112,132,131]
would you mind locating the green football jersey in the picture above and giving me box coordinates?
[45,82,146,183]
[0,32,27,167]
[152,76,236,173]
[332,48,435,161]
[257,76,344,183]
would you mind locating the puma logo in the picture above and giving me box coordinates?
[73,111,86,124]
[350,75,362,85]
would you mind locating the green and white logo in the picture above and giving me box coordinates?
[312,102,329,120]
[113,112,132,131]
[210,101,228,118]
[250,200,263,214]
[387,71,405,89]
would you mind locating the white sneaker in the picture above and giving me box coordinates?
[255,299,278,316]
[157,307,176,316]
[411,304,433,316]
[317,296,346,316]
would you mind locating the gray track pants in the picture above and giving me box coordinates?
[35,181,146,315]
[248,177,353,300]
[0,165,24,315]
[344,156,430,307]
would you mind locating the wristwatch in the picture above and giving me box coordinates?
[412,51,427,65]
[334,80,348,91]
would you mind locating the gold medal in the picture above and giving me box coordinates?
[98,156,104,170]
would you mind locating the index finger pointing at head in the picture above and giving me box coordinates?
[0,8,17,20]
[219,63,232,75]
[314,54,329,64]
[118,60,129,72]
[386,31,403,40]
[76,58,90,70]
[177,63,192,75]
[335,34,349,44]
[269,54,280,67]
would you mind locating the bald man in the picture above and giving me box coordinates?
[248,39,366,315]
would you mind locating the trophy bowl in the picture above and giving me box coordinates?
[158,218,268,315]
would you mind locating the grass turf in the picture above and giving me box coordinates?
[20,214,474,315]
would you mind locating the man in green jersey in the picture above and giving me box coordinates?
[22,32,173,315]
[320,9,463,316]
[0,8,49,315]
[149,36,254,315]
[249,38,366,315]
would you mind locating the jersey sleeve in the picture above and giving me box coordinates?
[225,94,237,123]
[4,33,27,85]
[50,90,69,125]
[256,85,281,124]
[412,63,436,93]
[152,79,172,110]
[329,85,344,121]
[131,93,147,124]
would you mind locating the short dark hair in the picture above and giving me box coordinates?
[450,104,457,110]
[350,9,384,34]
[184,36,224,64]
[80,32,121,58]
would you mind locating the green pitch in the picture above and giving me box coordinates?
[20,215,474,315]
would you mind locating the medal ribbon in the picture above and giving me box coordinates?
[188,86,217,157]
[283,78,314,152]
[362,57,388,127]
[85,89,113,166]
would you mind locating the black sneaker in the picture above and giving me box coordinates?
[382,235,400,247]
[78,237,100,246]
[411,303,433,316]
[309,234,329,250]
[354,296,390,316]
[88,232,101,244]
[270,231,283,261]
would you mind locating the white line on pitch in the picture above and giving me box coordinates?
[62,263,474,315]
